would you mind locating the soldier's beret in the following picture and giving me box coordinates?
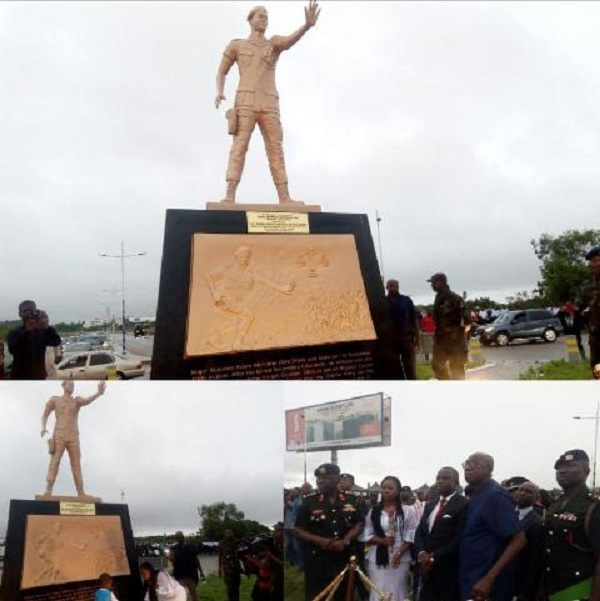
[504,476,528,490]
[585,246,600,261]
[314,463,340,477]
[554,449,590,469]
[427,272,447,283]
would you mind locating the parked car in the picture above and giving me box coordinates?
[55,351,144,380]
[62,342,94,354]
[479,309,563,346]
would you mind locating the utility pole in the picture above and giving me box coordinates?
[100,241,147,355]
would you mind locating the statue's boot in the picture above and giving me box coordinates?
[277,183,304,205]
[220,180,238,203]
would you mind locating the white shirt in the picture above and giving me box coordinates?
[144,571,187,601]
[518,506,534,521]
[365,504,418,564]
[427,492,458,533]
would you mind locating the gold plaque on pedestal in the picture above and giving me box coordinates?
[246,211,310,234]
[60,502,96,516]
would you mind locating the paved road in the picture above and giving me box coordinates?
[106,333,588,381]
[108,333,154,358]
[467,334,589,380]
[141,554,219,575]
[106,333,153,380]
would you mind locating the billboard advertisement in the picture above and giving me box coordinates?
[285,393,388,452]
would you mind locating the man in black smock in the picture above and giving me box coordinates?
[295,463,364,601]
[7,300,61,379]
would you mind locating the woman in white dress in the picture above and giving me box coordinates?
[140,561,188,601]
[364,476,418,601]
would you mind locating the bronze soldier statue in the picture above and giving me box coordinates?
[41,380,106,497]
[215,1,320,205]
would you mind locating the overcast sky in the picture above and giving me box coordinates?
[284,381,600,492]
[0,381,284,537]
[2,1,600,322]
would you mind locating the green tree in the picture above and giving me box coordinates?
[199,502,245,540]
[465,297,502,310]
[505,290,547,310]
[531,229,600,305]
[198,502,271,541]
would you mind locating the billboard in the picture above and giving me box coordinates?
[285,393,390,452]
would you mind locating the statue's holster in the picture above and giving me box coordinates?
[226,109,238,136]
[48,438,55,455]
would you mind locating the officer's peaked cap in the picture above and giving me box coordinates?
[585,246,600,261]
[554,449,590,469]
[315,463,340,477]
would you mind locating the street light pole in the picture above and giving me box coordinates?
[300,413,307,484]
[100,241,147,356]
[375,211,385,283]
[573,400,600,490]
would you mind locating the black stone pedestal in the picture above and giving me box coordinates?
[151,209,402,380]
[1,500,141,601]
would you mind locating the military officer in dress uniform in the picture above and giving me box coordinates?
[428,273,471,380]
[295,464,364,601]
[543,449,600,601]
[584,246,600,379]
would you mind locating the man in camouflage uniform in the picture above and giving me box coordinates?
[428,273,470,380]
[219,529,242,601]
[295,464,364,601]
[543,449,600,601]
[584,247,600,379]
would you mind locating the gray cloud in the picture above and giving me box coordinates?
[2,1,600,320]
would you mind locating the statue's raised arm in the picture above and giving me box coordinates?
[272,0,320,52]
[77,380,106,406]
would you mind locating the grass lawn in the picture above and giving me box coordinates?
[519,359,592,380]
[284,564,304,601]
[417,358,486,380]
[197,573,254,601]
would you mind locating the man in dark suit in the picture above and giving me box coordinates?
[415,466,468,601]
[513,481,543,601]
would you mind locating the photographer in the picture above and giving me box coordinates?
[7,300,61,380]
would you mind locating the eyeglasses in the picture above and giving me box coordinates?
[461,460,481,469]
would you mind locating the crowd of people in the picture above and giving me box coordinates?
[384,244,600,380]
[90,529,283,601]
[285,449,600,601]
